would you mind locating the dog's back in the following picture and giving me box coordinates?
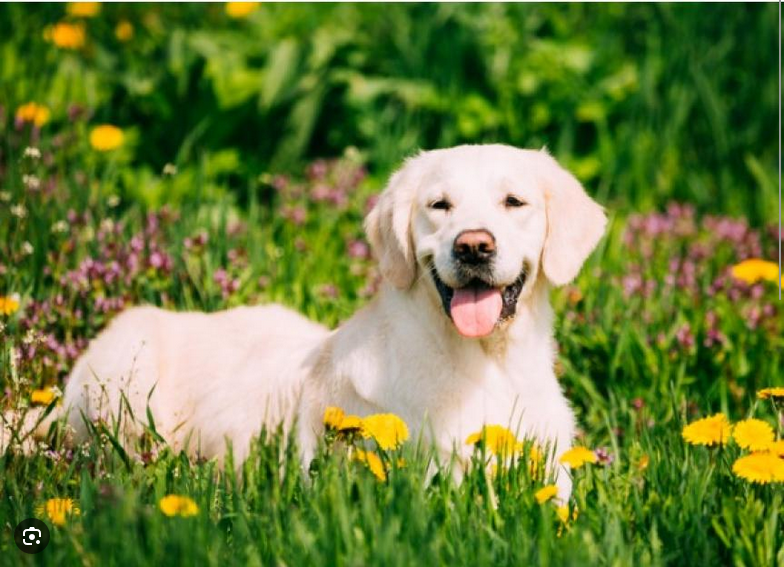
[58,304,328,460]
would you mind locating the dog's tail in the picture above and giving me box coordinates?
[0,404,64,455]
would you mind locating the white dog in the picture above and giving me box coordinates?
[17,144,606,498]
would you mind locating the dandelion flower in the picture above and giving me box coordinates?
[763,440,784,457]
[757,387,784,400]
[66,2,101,17]
[323,406,345,429]
[637,454,650,471]
[31,388,57,405]
[559,446,597,468]
[730,259,781,287]
[226,2,259,18]
[534,485,558,504]
[528,444,543,466]
[323,406,364,435]
[89,125,124,151]
[159,495,199,517]
[732,418,775,451]
[681,413,731,447]
[15,103,50,127]
[465,425,523,456]
[555,505,570,523]
[36,498,80,526]
[361,413,409,450]
[44,22,86,49]
[0,295,20,316]
[354,449,386,481]
[337,415,363,432]
[732,453,784,484]
[115,20,134,42]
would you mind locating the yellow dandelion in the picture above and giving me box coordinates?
[337,415,363,433]
[159,495,199,517]
[765,440,784,457]
[730,259,781,287]
[15,103,50,127]
[757,387,784,400]
[0,295,20,315]
[555,505,570,523]
[534,485,558,504]
[323,406,366,435]
[31,388,57,405]
[89,124,124,151]
[559,446,597,469]
[35,498,80,526]
[465,425,523,456]
[525,444,544,477]
[528,444,543,466]
[361,413,409,450]
[66,2,101,18]
[225,2,259,18]
[115,20,134,42]
[354,449,386,481]
[732,418,775,451]
[44,22,86,50]
[323,406,345,430]
[732,452,784,484]
[637,454,650,471]
[681,413,731,447]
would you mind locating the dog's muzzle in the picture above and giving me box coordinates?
[430,264,527,338]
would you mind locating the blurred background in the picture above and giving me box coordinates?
[0,3,778,223]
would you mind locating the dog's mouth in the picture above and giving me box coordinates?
[430,265,527,338]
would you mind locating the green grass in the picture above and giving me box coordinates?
[1,3,782,566]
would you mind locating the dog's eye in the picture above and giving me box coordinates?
[504,195,527,208]
[429,199,452,211]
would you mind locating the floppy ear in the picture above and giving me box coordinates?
[364,167,417,289]
[538,152,607,287]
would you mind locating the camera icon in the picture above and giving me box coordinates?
[22,527,42,545]
[14,518,50,553]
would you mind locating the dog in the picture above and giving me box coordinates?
[11,144,606,499]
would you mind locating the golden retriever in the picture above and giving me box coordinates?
[12,144,606,498]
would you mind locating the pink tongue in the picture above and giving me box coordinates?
[450,287,503,338]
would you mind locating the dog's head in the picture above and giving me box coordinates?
[365,144,606,338]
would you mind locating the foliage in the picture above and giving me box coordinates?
[0,3,778,221]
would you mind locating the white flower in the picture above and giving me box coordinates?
[162,163,178,176]
[23,329,40,345]
[10,204,27,218]
[107,195,120,208]
[51,220,69,233]
[21,241,34,255]
[23,147,42,160]
[22,175,41,190]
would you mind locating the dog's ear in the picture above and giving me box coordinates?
[538,151,607,287]
[364,167,417,289]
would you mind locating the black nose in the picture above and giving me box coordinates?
[453,229,496,264]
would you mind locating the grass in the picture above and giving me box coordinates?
[0,3,782,566]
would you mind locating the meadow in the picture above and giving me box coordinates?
[0,3,782,566]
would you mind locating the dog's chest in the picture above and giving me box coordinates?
[426,362,530,448]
